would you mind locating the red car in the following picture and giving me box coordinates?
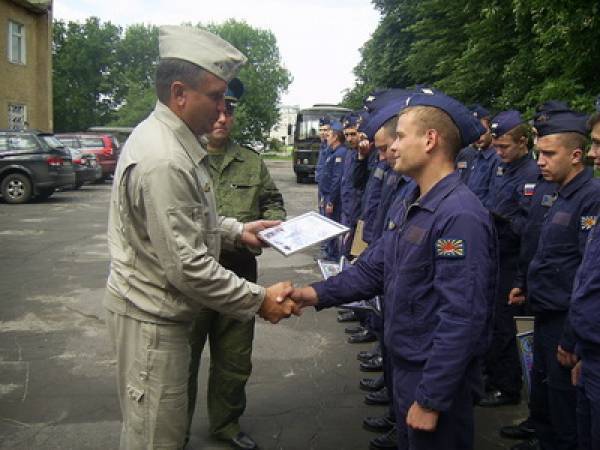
[55,133,120,180]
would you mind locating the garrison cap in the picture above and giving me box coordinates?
[536,100,570,114]
[469,104,490,120]
[330,120,344,133]
[225,78,244,102]
[490,110,523,138]
[342,112,361,129]
[361,89,412,141]
[405,88,486,147]
[159,25,247,82]
[534,106,589,137]
[319,116,331,127]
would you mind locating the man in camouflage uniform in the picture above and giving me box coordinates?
[187,78,286,450]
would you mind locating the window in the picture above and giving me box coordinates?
[8,104,27,130]
[80,137,106,149]
[8,21,26,64]
[8,135,38,153]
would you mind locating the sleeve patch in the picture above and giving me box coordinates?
[435,238,465,258]
[335,156,342,163]
[457,161,468,169]
[581,216,597,231]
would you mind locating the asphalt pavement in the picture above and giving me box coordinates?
[0,160,527,449]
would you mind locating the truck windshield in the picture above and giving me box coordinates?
[295,114,322,141]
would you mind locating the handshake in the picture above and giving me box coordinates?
[257,282,318,324]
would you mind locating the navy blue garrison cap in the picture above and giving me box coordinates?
[536,100,570,114]
[225,77,244,101]
[490,110,523,138]
[405,88,486,147]
[360,89,412,141]
[534,105,588,137]
[319,116,331,127]
[342,112,361,129]
[469,104,490,120]
[330,119,344,133]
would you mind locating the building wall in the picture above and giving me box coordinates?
[0,0,52,131]
[270,105,299,146]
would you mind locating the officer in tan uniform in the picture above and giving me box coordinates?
[187,78,286,449]
[104,25,295,450]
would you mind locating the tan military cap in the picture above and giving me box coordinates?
[159,25,247,82]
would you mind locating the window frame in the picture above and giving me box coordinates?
[8,20,26,65]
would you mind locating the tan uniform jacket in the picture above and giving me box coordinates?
[104,101,265,324]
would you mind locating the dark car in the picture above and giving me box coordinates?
[0,130,76,204]
[66,147,101,189]
[55,133,120,180]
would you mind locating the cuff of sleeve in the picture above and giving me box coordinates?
[312,281,333,311]
[249,282,266,315]
[560,328,577,353]
[220,217,244,246]
[414,387,444,412]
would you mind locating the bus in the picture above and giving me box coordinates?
[292,104,351,183]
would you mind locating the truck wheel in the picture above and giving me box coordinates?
[296,174,306,184]
[1,173,33,204]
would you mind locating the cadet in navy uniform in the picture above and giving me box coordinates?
[320,120,347,259]
[455,104,490,183]
[569,101,600,450]
[289,89,496,449]
[509,106,600,450]
[340,112,364,257]
[463,105,499,204]
[479,110,540,407]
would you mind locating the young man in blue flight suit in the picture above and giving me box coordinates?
[289,89,497,450]
[340,112,364,258]
[316,117,331,258]
[463,105,499,204]
[320,120,347,260]
[568,102,600,450]
[508,106,600,450]
[455,104,490,183]
[479,110,540,407]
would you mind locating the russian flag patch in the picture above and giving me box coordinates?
[523,183,536,196]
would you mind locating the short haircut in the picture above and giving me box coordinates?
[400,106,461,156]
[588,112,600,132]
[155,58,206,103]
[332,130,345,144]
[556,132,588,152]
[383,115,399,139]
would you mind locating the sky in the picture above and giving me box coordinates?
[53,0,381,109]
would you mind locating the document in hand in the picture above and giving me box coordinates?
[258,211,349,256]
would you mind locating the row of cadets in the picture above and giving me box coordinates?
[501,102,600,450]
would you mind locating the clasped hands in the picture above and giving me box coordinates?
[258,284,319,324]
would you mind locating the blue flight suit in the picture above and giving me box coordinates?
[312,172,497,449]
[340,149,362,257]
[372,172,415,243]
[316,141,329,215]
[361,160,390,244]
[455,145,477,183]
[526,168,600,450]
[483,153,540,398]
[321,144,347,258]
[465,145,499,205]
[352,148,379,191]
[570,215,600,449]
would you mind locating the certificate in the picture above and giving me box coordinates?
[258,211,349,256]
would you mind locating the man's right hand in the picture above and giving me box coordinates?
[259,281,295,324]
[357,139,371,159]
[508,287,526,305]
[284,286,319,314]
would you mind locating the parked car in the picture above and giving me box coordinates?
[54,133,120,180]
[66,147,100,189]
[0,130,75,204]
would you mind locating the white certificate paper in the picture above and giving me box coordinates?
[259,211,349,256]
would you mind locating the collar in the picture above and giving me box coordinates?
[412,171,461,213]
[503,152,532,172]
[152,101,207,165]
[559,167,593,199]
[479,145,496,160]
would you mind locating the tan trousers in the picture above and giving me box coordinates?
[106,310,192,450]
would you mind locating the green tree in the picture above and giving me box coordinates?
[205,20,292,145]
[53,18,121,131]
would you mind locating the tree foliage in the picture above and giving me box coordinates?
[52,19,291,143]
[343,0,600,115]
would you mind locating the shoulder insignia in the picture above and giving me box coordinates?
[374,168,384,179]
[457,161,467,169]
[496,166,504,176]
[581,216,597,231]
[541,193,557,208]
[335,156,342,163]
[435,238,465,258]
[523,183,536,196]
